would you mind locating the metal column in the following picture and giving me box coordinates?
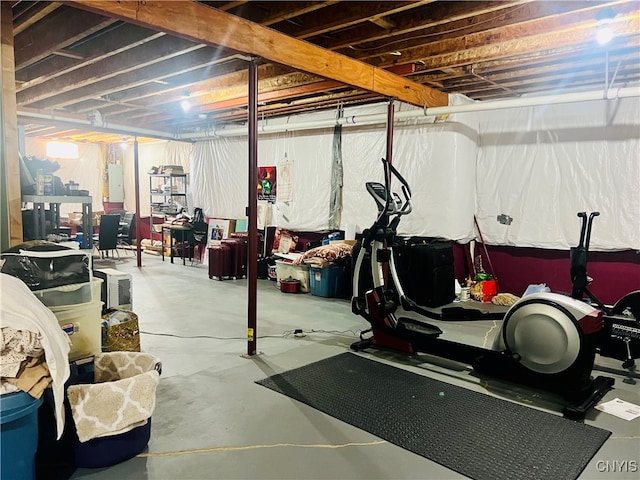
[247,59,259,356]
[134,137,142,267]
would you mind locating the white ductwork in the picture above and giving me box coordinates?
[191,86,640,139]
[19,86,640,142]
[17,111,193,143]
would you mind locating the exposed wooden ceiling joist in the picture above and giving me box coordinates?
[10,0,640,143]
[13,5,116,69]
[69,0,448,108]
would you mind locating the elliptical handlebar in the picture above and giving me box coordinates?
[374,158,412,220]
[385,158,412,215]
[585,211,600,251]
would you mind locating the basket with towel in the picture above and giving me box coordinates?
[66,351,162,468]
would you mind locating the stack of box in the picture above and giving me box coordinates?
[8,249,103,361]
[34,277,103,361]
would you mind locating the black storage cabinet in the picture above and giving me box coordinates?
[393,238,456,308]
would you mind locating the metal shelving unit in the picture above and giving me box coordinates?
[148,173,188,241]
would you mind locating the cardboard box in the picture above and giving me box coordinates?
[68,212,83,226]
[92,211,105,227]
[330,239,358,246]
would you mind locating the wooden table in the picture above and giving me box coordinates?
[161,223,192,265]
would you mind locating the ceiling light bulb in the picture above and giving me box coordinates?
[595,7,616,45]
[181,99,192,112]
[596,25,613,45]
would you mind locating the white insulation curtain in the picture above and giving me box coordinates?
[341,101,478,241]
[24,138,103,218]
[475,96,640,250]
[118,93,638,251]
[189,127,334,230]
[122,140,192,216]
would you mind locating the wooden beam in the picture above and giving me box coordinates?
[315,1,530,51]
[52,49,87,60]
[217,1,248,13]
[106,63,416,124]
[18,36,206,106]
[17,25,164,88]
[1,2,22,248]
[69,1,448,107]
[113,61,414,118]
[374,4,640,70]
[13,2,62,36]
[258,1,341,27]
[14,6,116,70]
[276,1,435,40]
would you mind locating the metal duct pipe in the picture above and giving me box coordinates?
[17,110,193,143]
[18,86,640,142]
[193,86,640,139]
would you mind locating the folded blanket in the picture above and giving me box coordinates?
[0,273,71,440]
[4,356,52,398]
[67,352,161,443]
[293,243,353,265]
[1,327,44,377]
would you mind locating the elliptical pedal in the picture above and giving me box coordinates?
[398,317,443,337]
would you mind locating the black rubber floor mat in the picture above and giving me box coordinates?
[256,352,611,480]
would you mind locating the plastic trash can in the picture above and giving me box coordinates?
[1,391,44,480]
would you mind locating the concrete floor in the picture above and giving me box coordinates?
[70,252,640,480]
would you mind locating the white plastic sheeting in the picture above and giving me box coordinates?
[122,141,191,216]
[341,100,478,241]
[475,96,640,250]
[187,99,479,239]
[24,138,103,218]
[189,127,334,230]
[102,92,638,252]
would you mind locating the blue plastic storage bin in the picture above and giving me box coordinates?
[1,391,43,480]
[310,265,345,297]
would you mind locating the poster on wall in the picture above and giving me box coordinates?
[277,161,293,202]
[207,218,236,247]
[257,166,276,203]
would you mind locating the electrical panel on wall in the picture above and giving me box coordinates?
[107,164,124,202]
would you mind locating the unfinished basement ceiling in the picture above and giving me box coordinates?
[12,0,640,144]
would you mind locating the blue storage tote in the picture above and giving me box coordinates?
[309,265,345,297]
[1,391,43,480]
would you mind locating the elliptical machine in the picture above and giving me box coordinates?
[350,158,635,419]
[569,211,640,373]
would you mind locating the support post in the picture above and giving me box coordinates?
[386,99,395,165]
[134,137,142,267]
[247,58,259,356]
[1,2,22,250]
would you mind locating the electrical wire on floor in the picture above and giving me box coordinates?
[140,331,287,340]
[140,328,362,340]
[137,440,387,458]
[281,328,362,338]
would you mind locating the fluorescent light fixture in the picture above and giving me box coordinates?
[46,141,79,159]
